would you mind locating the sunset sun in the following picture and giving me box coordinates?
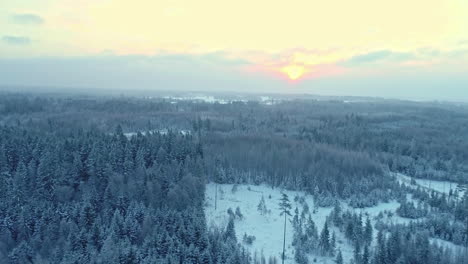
[280,64,306,80]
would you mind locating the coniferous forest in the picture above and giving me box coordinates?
[1,92,468,264]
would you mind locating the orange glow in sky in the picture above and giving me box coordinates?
[280,64,307,80]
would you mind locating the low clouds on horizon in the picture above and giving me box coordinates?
[342,50,414,66]
[2,35,31,45]
[1,53,467,102]
[2,13,42,46]
[10,13,44,25]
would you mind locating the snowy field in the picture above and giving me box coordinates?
[163,95,231,104]
[205,183,408,264]
[395,173,466,198]
[160,95,282,105]
[123,129,191,138]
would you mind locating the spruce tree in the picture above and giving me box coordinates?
[335,249,343,264]
[330,232,336,256]
[319,221,330,255]
[257,196,267,215]
[362,245,370,264]
[224,217,237,242]
[364,217,373,245]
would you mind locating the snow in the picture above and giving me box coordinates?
[123,130,155,138]
[343,200,412,228]
[204,183,449,263]
[204,184,371,263]
[258,96,283,105]
[162,95,234,104]
[123,129,191,138]
[395,173,465,198]
[431,238,466,252]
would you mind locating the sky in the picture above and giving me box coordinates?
[1,0,468,100]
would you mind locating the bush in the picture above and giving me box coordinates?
[243,233,256,245]
[235,207,244,220]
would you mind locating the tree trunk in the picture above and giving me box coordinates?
[215,182,218,210]
[282,211,286,264]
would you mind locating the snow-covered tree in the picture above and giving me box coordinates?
[278,193,292,264]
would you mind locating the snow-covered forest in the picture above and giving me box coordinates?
[0,92,467,264]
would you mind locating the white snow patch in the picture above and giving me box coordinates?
[162,95,234,104]
[123,129,191,138]
[431,238,466,252]
[205,184,357,263]
[204,183,429,263]
[395,173,465,198]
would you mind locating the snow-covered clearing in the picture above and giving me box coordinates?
[123,129,191,138]
[205,183,408,264]
[160,94,283,105]
[395,173,466,197]
[162,95,244,105]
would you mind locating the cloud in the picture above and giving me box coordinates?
[349,50,394,63]
[342,50,414,66]
[2,35,31,45]
[198,52,251,66]
[10,13,44,25]
[147,51,251,66]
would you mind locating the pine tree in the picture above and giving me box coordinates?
[330,232,336,256]
[335,249,344,264]
[257,196,267,215]
[292,207,300,229]
[200,249,212,264]
[374,229,387,264]
[13,161,28,203]
[346,221,355,242]
[362,245,370,264]
[332,202,343,226]
[387,229,401,263]
[278,193,292,264]
[36,151,55,201]
[90,222,103,250]
[364,217,373,245]
[8,241,34,264]
[353,242,361,264]
[235,207,243,220]
[224,217,237,242]
[319,221,330,255]
[305,215,318,239]
[294,246,308,264]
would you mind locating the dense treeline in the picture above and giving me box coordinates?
[2,93,468,183]
[0,94,47,114]
[0,125,250,263]
[204,133,393,207]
